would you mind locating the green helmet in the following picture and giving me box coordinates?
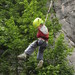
[33,18,44,28]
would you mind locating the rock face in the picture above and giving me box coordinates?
[54,0,75,45]
[54,0,75,74]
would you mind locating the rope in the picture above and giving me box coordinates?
[44,0,53,25]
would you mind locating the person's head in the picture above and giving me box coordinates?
[33,18,44,28]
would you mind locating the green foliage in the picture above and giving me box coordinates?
[19,34,73,75]
[0,0,74,75]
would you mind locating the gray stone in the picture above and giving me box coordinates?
[56,10,64,19]
[54,0,75,44]
[59,19,72,36]
[54,0,75,72]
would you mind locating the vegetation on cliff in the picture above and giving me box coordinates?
[0,0,74,75]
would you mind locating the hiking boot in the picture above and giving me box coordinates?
[37,60,43,68]
[17,53,27,60]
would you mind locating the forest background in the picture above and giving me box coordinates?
[0,0,74,75]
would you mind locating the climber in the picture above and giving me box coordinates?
[17,18,49,68]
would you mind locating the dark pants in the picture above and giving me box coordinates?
[25,39,48,60]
